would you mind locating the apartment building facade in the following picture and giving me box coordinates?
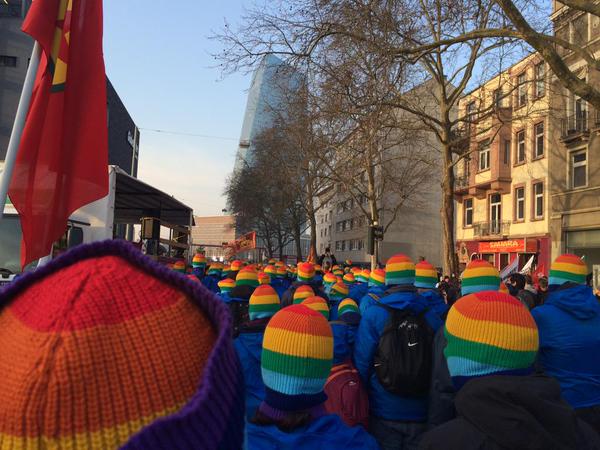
[549,2,600,268]
[455,54,551,274]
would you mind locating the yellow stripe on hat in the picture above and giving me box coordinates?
[446,308,539,352]
[463,267,499,278]
[552,261,588,275]
[387,262,414,272]
[251,294,280,305]
[263,327,333,359]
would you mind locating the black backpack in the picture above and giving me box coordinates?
[228,300,250,338]
[373,304,434,397]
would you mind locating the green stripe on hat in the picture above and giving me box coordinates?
[261,348,332,379]
[386,269,415,279]
[249,303,280,313]
[461,276,502,287]
[549,269,586,284]
[444,331,537,370]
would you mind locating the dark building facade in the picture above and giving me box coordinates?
[0,0,33,160]
[107,78,140,177]
[0,0,140,177]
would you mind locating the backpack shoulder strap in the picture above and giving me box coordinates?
[367,292,380,301]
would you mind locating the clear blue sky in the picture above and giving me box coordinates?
[103,1,252,216]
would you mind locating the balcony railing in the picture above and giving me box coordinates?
[473,221,510,238]
[454,175,470,190]
[561,110,600,138]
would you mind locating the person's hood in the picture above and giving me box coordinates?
[381,286,426,313]
[456,375,584,449]
[419,289,449,317]
[235,330,264,365]
[546,284,600,320]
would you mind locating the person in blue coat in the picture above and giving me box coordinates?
[328,281,349,321]
[331,299,362,365]
[247,304,379,450]
[415,260,449,320]
[201,263,222,294]
[354,254,442,450]
[216,278,236,302]
[234,284,280,420]
[360,268,386,315]
[532,254,600,433]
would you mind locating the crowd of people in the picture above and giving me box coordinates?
[1,239,600,449]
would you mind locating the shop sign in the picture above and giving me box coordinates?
[478,239,525,253]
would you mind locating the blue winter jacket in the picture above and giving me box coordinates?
[353,287,443,421]
[234,330,266,420]
[271,278,289,299]
[532,284,600,409]
[331,321,358,365]
[246,414,379,449]
[419,289,449,319]
[349,283,369,302]
[359,286,386,315]
[201,275,220,294]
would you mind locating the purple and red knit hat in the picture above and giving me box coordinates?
[0,241,244,450]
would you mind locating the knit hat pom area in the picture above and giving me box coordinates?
[261,304,333,412]
[0,240,244,450]
[444,291,539,386]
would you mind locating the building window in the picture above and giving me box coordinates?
[464,198,473,227]
[478,141,490,171]
[534,122,544,158]
[466,101,476,131]
[493,89,503,109]
[341,240,346,251]
[490,193,502,234]
[535,63,546,97]
[533,182,544,219]
[515,186,525,221]
[516,130,526,164]
[517,72,527,107]
[503,140,511,165]
[358,239,364,250]
[571,150,587,189]
[0,55,17,67]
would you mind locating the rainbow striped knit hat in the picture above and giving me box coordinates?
[333,269,344,277]
[264,265,277,276]
[549,254,588,286]
[297,262,316,282]
[236,267,259,288]
[415,260,438,289]
[338,298,360,319]
[302,296,330,319]
[329,282,349,301]
[323,272,337,286]
[172,260,186,273]
[385,254,415,286]
[230,260,243,272]
[207,263,223,276]
[357,269,370,283]
[343,273,356,285]
[276,266,287,278]
[314,264,323,274]
[369,268,386,287]
[0,240,244,450]
[461,259,501,295]
[293,285,315,304]
[192,253,207,268]
[249,285,280,320]
[260,304,333,412]
[258,272,271,285]
[351,267,361,275]
[218,278,235,294]
[444,291,539,387]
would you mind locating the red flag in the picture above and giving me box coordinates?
[8,0,108,267]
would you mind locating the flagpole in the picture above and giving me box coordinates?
[0,41,41,218]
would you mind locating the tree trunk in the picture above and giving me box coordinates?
[441,142,459,277]
[306,181,318,263]
[294,223,303,262]
[277,227,285,261]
